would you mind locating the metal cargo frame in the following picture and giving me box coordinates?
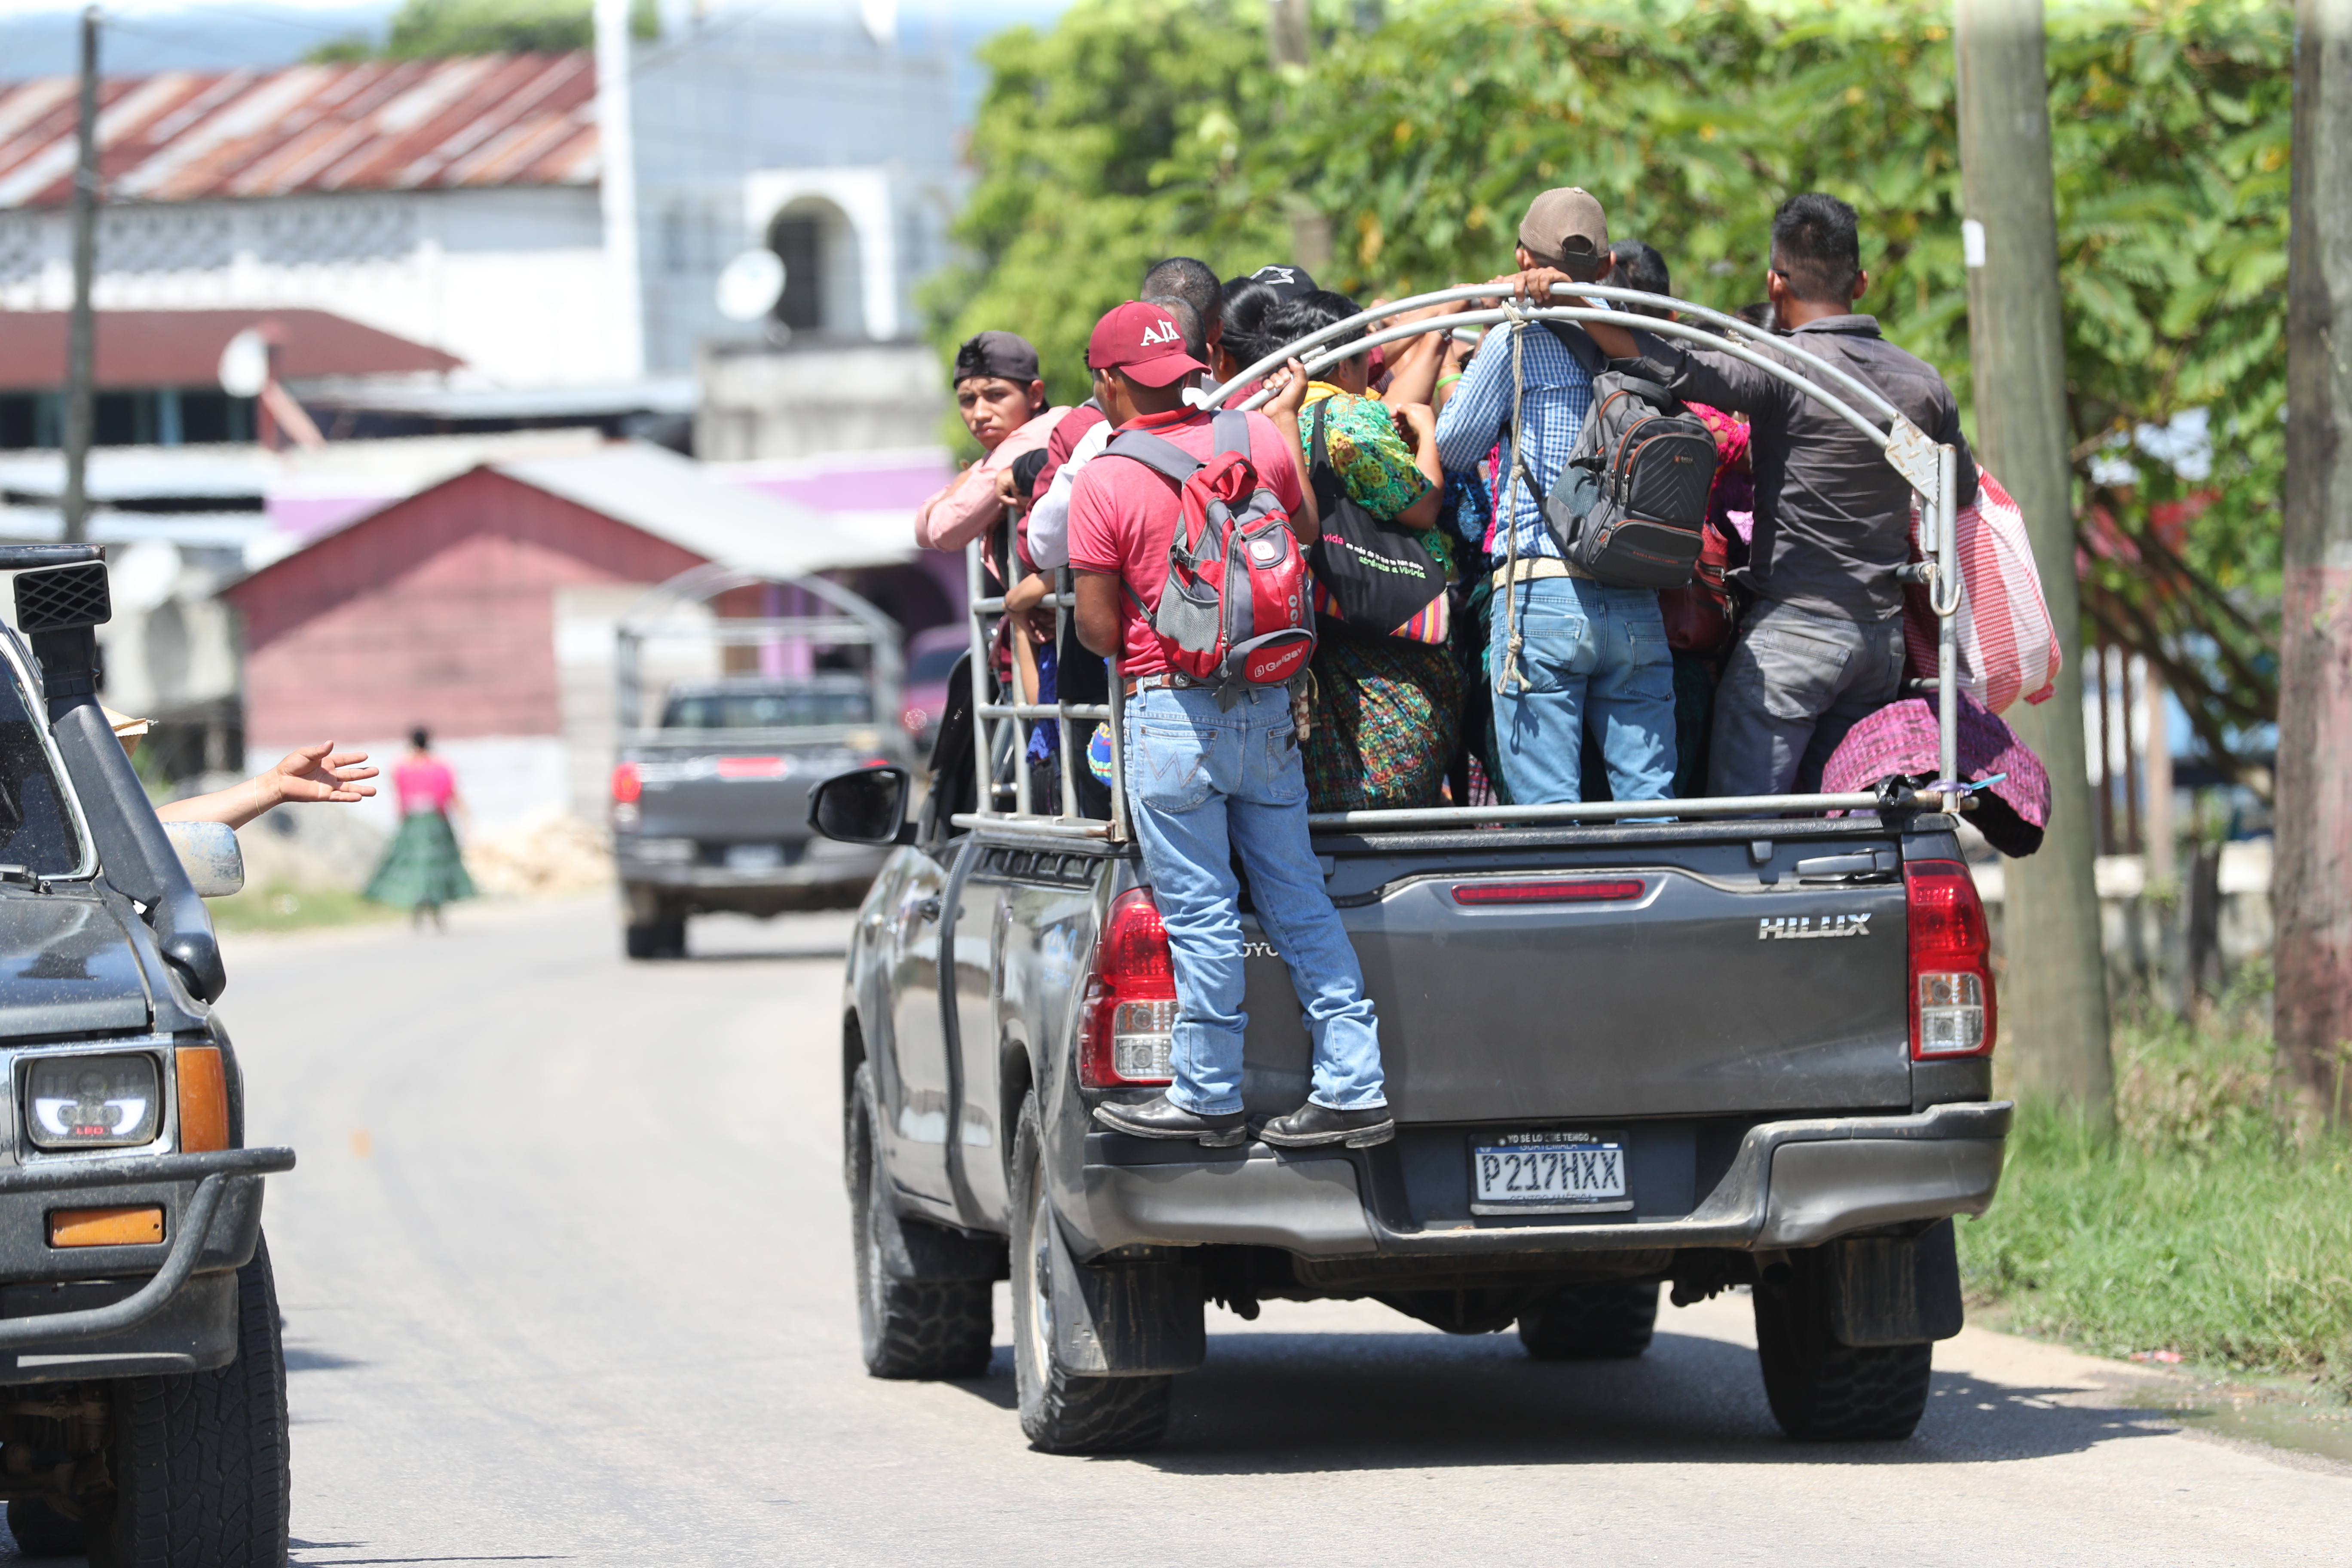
[955,284,1966,842]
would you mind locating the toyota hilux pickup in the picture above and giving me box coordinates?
[0,545,294,1561]
[805,287,2012,1455]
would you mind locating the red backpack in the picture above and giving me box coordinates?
[1102,410,1316,689]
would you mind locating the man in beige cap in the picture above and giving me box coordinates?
[1433,187,1679,806]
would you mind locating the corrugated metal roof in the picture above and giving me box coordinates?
[0,52,598,210]
[0,308,461,389]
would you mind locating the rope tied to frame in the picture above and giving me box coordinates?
[1497,300,1534,695]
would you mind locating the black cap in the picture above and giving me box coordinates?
[1247,264,1319,302]
[952,330,1041,386]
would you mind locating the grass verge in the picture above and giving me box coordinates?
[1960,971,2352,1393]
[207,882,404,934]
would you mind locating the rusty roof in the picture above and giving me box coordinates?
[0,52,598,210]
[0,308,462,389]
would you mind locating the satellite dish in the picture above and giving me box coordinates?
[217,329,270,398]
[715,248,787,322]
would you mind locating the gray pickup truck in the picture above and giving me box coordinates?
[0,545,293,1560]
[806,287,2013,1455]
[612,573,906,959]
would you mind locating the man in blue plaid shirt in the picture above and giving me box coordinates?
[1433,187,1678,806]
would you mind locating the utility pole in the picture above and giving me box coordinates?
[2277,0,2352,1124]
[1955,0,2114,1118]
[61,5,99,546]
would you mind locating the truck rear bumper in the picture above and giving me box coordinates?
[1076,1101,2009,1260]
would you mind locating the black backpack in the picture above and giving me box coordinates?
[1536,322,1720,589]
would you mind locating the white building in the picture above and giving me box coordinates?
[0,1,964,415]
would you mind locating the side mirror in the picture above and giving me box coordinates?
[808,766,913,846]
[161,821,245,899]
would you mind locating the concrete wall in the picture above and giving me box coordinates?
[695,341,946,462]
[627,9,962,373]
[0,187,626,388]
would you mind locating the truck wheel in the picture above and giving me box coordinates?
[86,1234,291,1568]
[1752,1251,1932,1441]
[1517,1281,1659,1360]
[6,1496,85,1557]
[847,1065,992,1379]
[622,887,688,960]
[1009,1094,1171,1454]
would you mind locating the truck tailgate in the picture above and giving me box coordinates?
[1237,834,1913,1122]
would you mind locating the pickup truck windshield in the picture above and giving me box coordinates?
[0,663,83,875]
[662,689,875,730]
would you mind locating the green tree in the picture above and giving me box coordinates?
[923,0,1294,414]
[306,0,655,63]
[1294,0,2285,774]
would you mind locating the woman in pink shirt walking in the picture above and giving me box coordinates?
[364,728,475,929]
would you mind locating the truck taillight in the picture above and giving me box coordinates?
[1079,888,1177,1088]
[611,762,641,804]
[1906,859,1995,1058]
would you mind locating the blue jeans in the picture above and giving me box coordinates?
[1488,574,1678,805]
[1122,683,1384,1115]
[1709,598,1907,797]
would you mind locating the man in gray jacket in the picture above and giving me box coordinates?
[1576,193,1978,796]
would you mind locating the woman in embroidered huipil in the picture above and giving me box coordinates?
[1262,291,1461,812]
[363,728,475,929]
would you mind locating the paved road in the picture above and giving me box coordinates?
[59,897,2352,1566]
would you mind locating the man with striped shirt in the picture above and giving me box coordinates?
[1433,186,1678,806]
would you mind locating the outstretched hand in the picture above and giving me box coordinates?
[156,741,378,830]
[267,742,377,805]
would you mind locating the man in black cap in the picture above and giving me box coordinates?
[1574,193,1979,798]
[915,330,1069,551]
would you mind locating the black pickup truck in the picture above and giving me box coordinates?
[0,547,293,1560]
[807,288,2010,1455]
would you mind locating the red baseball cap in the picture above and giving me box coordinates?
[1086,300,1209,388]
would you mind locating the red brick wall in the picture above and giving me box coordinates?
[228,467,706,746]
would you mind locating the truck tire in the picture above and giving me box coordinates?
[1009,1095,1171,1454]
[847,1065,992,1379]
[86,1234,291,1568]
[1517,1281,1659,1360]
[6,1496,85,1557]
[1752,1252,1932,1441]
[622,888,687,960]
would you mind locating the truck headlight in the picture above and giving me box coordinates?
[24,1054,162,1150]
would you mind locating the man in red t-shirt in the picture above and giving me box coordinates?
[1067,301,1392,1152]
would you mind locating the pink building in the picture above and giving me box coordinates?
[223,442,903,832]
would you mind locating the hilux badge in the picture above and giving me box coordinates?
[1758,913,1872,940]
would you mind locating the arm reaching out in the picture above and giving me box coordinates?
[157,743,378,831]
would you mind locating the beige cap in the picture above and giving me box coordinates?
[1518,187,1610,274]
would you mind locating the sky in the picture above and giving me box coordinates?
[0,0,1075,107]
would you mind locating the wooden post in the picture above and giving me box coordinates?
[2095,637,2115,855]
[60,5,98,546]
[2144,663,2173,884]
[1956,0,2114,1116]
[2278,0,2352,1122]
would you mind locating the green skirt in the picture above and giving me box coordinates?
[364,811,477,908]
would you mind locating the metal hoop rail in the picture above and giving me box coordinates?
[955,286,1966,842]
